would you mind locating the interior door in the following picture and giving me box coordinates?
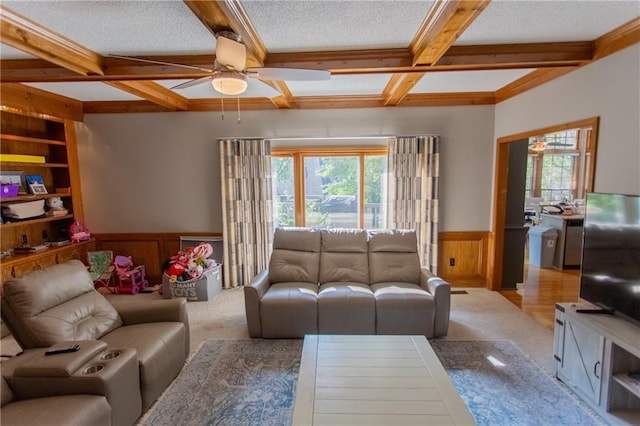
[501,139,528,288]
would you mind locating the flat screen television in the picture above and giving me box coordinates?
[579,192,640,324]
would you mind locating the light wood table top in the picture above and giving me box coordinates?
[292,334,475,425]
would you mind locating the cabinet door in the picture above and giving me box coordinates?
[11,255,57,278]
[557,317,605,405]
[553,309,565,375]
[56,246,87,265]
[1,264,14,285]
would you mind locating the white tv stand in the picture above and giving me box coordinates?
[554,303,640,425]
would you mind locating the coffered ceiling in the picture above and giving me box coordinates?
[1,0,638,115]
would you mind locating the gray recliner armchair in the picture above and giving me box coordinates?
[1,260,190,413]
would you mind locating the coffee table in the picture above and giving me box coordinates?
[292,334,475,425]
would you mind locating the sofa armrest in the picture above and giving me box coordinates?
[5,343,142,426]
[110,297,187,325]
[244,270,270,338]
[109,297,190,354]
[420,269,451,337]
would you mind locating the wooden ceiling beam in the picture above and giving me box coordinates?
[383,72,427,106]
[81,91,498,114]
[0,5,104,76]
[384,0,489,106]
[1,42,593,83]
[183,0,267,67]
[265,81,294,109]
[104,81,189,110]
[436,42,593,68]
[495,68,577,103]
[593,17,640,61]
[411,0,491,66]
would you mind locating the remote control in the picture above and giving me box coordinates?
[45,344,80,355]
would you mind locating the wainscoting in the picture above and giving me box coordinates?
[93,232,221,283]
[95,230,488,286]
[437,231,490,287]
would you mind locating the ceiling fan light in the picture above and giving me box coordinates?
[530,139,547,152]
[212,73,248,96]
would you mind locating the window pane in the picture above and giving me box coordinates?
[305,156,358,228]
[540,154,575,202]
[364,155,387,229]
[272,157,295,228]
[525,155,536,198]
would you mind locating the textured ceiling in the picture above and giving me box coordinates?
[1,0,639,107]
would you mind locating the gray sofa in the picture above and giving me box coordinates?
[244,228,451,338]
[1,260,190,425]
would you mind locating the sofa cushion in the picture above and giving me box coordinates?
[1,376,14,407]
[1,394,111,426]
[318,282,375,334]
[371,282,435,336]
[99,321,186,411]
[1,260,122,348]
[319,229,369,284]
[368,230,421,284]
[269,228,321,284]
[260,282,318,338]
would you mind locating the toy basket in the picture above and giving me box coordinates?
[162,265,221,302]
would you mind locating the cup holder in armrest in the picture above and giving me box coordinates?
[100,350,121,360]
[82,364,105,375]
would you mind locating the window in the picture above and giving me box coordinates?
[526,128,593,202]
[272,147,387,229]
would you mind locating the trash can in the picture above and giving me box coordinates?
[528,226,558,269]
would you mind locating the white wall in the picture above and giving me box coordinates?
[495,44,640,196]
[77,105,495,233]
[77,44,640,235]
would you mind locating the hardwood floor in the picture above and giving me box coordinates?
[500,262,581,330]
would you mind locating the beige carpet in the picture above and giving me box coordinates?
[1,287,556,374]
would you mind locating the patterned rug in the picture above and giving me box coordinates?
[140,339,603,426]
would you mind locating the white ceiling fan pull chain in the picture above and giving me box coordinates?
[237,96,241,125]
[221,97,225,120]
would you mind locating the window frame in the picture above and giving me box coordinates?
[272,146,388,228]
[526,128,595,201]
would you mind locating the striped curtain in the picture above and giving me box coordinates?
[219,138,274,288]
[387,136,440,273]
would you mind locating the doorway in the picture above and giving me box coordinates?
[489,117,599,291]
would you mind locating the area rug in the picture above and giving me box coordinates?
[140,339,603,426]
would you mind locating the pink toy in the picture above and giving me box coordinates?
[113,255,148,294]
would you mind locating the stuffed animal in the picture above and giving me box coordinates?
[46,197,65,211]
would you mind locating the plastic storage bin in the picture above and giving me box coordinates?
[528,226,558,269]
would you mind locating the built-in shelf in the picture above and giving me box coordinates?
[0,134,66,146]
[1,214,74,229]
[0,161,68,168]
[0,192,72,203]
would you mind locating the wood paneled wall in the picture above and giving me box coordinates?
[93,232,221,283]
[437,231,490,287]
[95,230,489,287]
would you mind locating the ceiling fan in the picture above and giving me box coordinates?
[110,31,331,97]
[529,137,575,152]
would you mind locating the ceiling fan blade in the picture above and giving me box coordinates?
[171,76,212,90]
[246,79,282,98]
[108,54,212,73]
[247,67,330,81]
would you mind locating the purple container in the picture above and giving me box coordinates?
[1,184,19,198]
